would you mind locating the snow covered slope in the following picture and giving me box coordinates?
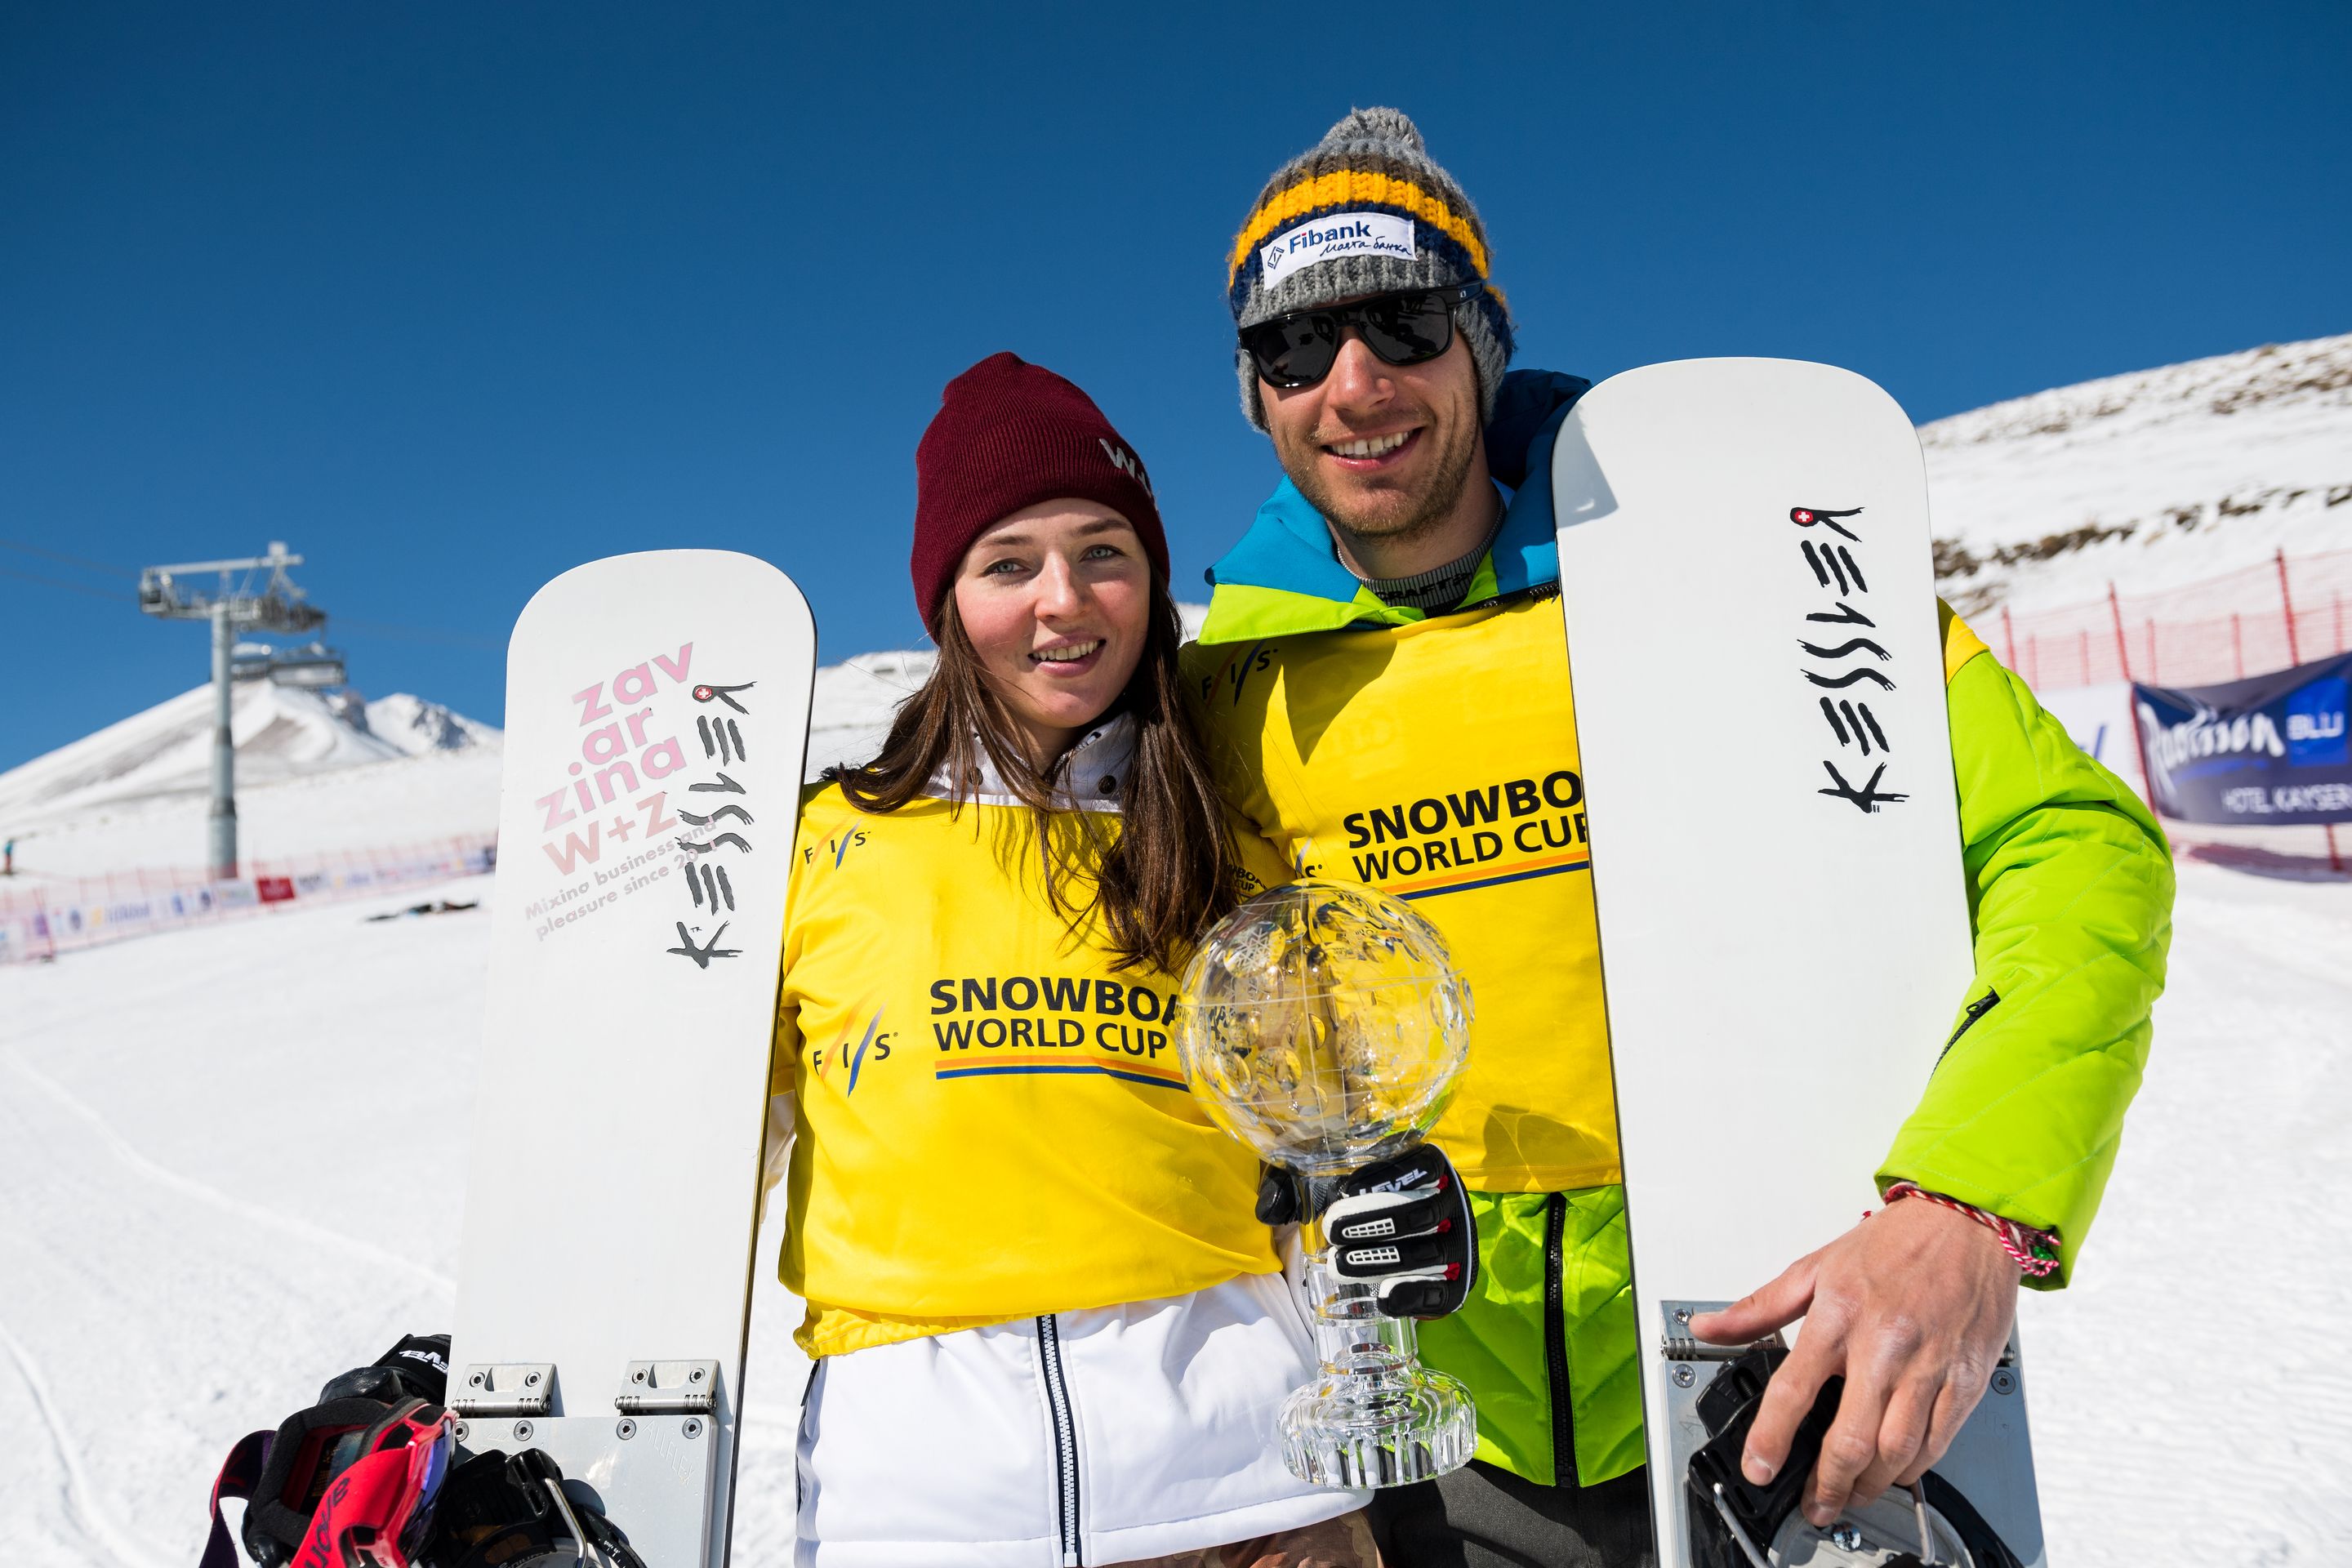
[0,682,407,826]
[1924,332,2352,612]
[804,650,933,781]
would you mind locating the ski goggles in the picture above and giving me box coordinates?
[1240,282,1483,389]
[203,1396,457,1568]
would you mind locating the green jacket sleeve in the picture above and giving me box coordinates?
[1878,650,2175,1286]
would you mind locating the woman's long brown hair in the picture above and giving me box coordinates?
[834,578,1240,975]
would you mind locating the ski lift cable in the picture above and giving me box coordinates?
[332,616,501,651]
[0,564,136,602]
[0,537,137,578]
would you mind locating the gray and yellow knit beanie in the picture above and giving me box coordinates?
[1225,107,1514,430]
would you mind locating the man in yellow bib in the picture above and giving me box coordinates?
[1183,108,2174,1566]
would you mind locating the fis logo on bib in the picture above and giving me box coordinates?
[810,1004,893,1095]
[1258,212,1416,288]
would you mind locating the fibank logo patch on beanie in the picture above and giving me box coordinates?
[1258,212,1415,288]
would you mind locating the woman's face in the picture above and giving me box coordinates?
[951,499,1152,767]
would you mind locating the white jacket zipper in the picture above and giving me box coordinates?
[1036,1313,1083,1566]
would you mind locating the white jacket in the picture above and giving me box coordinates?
[791,1272,1365,1566]
[762,1096,1365,1566]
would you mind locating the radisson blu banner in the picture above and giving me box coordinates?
[2134,652,2352,826]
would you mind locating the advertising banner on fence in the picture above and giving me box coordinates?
[0,836,499,964]
[2134,652,2352,825]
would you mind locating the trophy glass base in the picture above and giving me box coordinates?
[1278,1361,1477,1488]
[1279,1248,1478,1488]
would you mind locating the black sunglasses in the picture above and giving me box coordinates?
[1241,282,1483,389]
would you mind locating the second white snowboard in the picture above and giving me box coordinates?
[1552,360,2044,1566]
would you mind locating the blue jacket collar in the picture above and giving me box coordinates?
[1206,369,1592,610]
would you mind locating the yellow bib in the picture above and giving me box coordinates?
[1186,599,1995,1195]
[1184,597,1618,1193]
[774,785,1276,1357]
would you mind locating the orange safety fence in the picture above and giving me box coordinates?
[1988,545,2352,693]
[1982,546,2352,877]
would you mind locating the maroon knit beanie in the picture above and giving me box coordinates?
[911,352,1169,628]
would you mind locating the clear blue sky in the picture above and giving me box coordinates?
[4,2,2345,771]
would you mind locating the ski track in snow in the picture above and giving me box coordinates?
[0,1312,175,1568]
[0,882,488,1565]
[0,1049,456,1297]
[3,860,2348,1564]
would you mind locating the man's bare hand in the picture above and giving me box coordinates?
[1688,1197,2020,1526]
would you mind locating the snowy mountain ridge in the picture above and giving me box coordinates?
[0,682,501,876]
[362,693,501,756]
[1921,332,2351,612]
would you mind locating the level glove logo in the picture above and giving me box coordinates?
[1322,1143,1477,1319]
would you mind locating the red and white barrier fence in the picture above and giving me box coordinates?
[1980,546,2352,878]
[1992,545,2352,694]
[0,835,497,964]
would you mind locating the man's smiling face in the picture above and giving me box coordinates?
[1261,314,1484,552]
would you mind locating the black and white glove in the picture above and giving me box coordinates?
[1258,1143,1477,1319]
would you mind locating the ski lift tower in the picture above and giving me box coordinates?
[136,542,327,879]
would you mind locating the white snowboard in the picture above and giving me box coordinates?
[1551,361,2044,1566]
[448,550,814,1568]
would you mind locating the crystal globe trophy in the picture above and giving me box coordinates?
[1177,880,1477,1487]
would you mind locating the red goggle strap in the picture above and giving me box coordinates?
[198,1429,274,1568]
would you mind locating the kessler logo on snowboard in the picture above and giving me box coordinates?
[666,675,776,966]
[1784,505,1914,814]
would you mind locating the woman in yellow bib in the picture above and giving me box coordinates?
[766,354,1375,1567]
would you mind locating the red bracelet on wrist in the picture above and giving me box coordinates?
[1877,1180,2062,1278]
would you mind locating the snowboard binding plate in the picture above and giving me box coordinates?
[1661,1302,2032,1568]
[449,1358,724,1564]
